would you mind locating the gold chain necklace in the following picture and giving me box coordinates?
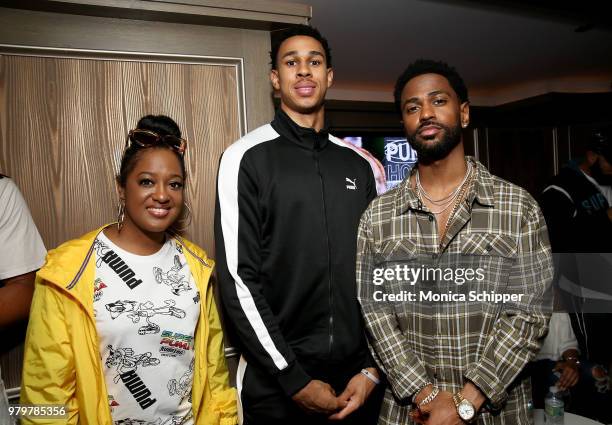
[416,162,472,215]
[439,166,474,243]
[416,162,472,206]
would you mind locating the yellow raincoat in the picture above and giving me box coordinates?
[20,226,237,425]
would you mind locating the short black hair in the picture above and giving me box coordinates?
[118,114,186,188]
[394,59,468,114]
[270,24,332,70]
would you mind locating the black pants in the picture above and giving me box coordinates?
[240,359,384,425]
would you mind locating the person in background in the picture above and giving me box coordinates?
[0,174,46,328]
[540,127,612,423]
[541,127,612,253]
[21,115,237,425]
[339,138,388,195]
[530,312,580,408]
[215,25,382,424]
[0,174,47,425]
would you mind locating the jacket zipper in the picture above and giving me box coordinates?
[314,150,334,357]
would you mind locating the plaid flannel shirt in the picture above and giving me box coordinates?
[357,157,553,424]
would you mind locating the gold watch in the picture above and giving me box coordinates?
[453,392,476,422]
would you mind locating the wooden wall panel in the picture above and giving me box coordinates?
[0,54,240,255]
[0,8,274,131]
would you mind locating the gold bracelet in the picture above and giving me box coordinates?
[411,382,433,404]
[418,386,440,407]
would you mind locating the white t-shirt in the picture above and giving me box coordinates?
[535,312,579,361]
[94,232,201,425]
[0,177,46,280]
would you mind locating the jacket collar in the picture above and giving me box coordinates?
[270,108,330,150]
[394,156,495,215]
[38,224,213,307]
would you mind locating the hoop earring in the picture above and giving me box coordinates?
[117,200,125,232]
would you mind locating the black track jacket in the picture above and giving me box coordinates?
[215,109,376,397]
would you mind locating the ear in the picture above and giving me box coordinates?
[460,101,470,128]
[270,69,280,91]
[327,67,334,88]
[115,178,126,203]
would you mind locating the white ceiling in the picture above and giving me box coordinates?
[279,0,612,105]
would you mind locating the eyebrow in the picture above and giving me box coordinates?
[403,90,451,107]
[281,50,325,59]
[138,171,183,179]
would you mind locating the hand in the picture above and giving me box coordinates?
[554,361,579,391]
[292,379,346,415]
[410,407,428,424]
[591,365,610,392]
[420,391,462,425]
[607,207,612,222]
[329,369,378,420]
[410,384,434,425]
[461,381,486,412]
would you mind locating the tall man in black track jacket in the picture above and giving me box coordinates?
[214,25,382,424]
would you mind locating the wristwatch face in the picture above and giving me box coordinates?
[458,399,475,420]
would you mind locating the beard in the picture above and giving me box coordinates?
[407,121,462,165]
[590,157,612,186]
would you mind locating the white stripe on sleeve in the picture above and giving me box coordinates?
[217,124,289,370]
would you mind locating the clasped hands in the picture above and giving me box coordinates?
[291,368,378,420]
[411,382,484,425]
[411,390,463,425]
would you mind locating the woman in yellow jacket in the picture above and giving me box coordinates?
[21,115,237,425]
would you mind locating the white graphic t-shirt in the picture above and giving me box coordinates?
[94,232,201,425]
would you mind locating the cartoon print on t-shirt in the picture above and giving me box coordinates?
[159,330,193,357]
[94,278,108,302]
[167,357,194,398]
[94,238,112,268]
[108,394,120,414]
[153,255,191,296]
[105,299,186,335]
[105,345,160,384]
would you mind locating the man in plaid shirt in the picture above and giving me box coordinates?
[356,60,553,424]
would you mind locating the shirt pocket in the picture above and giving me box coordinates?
[460,233,516,257]
[375,239,423,331]
[458,233,517,294]
[374,238,418,289]
[377,238,418,262]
